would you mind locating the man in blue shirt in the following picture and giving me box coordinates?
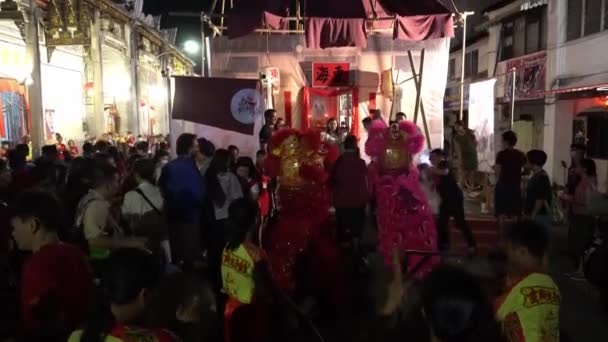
[159,133,204,269]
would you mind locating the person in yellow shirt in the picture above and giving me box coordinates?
[496,220,560,342]
[221,198,271,342]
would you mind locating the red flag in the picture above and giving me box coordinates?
[172,77,262,135]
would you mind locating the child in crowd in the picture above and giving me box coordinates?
[496,220,560,342]
[146,273,217,342]
[221,198,271,342]
[69,248,177,342]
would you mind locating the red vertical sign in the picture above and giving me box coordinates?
[312,63,350,87]
[368,93,377,110]
[284,90,292,127]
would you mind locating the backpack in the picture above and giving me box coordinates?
[128,189,170,262]
[60,198,98,254]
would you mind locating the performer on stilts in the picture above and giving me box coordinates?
[365,120,438,277]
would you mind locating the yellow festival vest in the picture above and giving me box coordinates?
[496,273,560,342]
[221,243,260,305]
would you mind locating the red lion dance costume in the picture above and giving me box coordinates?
[366,120,437,276]
[264,129,339,294]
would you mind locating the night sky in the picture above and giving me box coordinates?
[143,0,213,71]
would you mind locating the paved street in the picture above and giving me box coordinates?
[361,198,608,341]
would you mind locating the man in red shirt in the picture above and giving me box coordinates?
[11,190,95,340]
[331,135,370,249]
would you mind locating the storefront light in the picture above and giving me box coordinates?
[147,85,165,100]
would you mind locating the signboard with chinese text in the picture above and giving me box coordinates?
[312,63,350,87]
[263,67,280,87]
[504,52,546,103]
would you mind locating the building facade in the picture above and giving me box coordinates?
[0,0,193,153]
[543,0,608,191]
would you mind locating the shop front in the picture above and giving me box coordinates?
[302,62,358,136]
[40,45,85,143]
[0,22,29,144]
[101,14,133,135]
[496,51,547,151]
[137,29,165,135]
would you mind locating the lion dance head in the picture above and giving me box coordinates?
[365,119,425,171]
[266,129,339,187]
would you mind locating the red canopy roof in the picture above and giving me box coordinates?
[225,0,454,48]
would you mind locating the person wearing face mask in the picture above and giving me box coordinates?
[159,133,204,270]
[153,149,170,183]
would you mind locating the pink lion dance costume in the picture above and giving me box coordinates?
[366,120,438,276]
[264,129,339,294]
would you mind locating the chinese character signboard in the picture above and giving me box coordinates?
[312,63,350,87]
[504,52,546,103]
[444,86,469,111]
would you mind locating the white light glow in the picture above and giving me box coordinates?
[147,85,165,101]
[183,40,200,55]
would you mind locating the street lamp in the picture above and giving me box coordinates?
[183,40,200,55]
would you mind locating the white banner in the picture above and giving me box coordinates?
[468,79,496,172]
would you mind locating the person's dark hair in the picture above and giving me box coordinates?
[108,146,120,162]
[16,143,29,158]
[133,158,156,184]
[570,143,586,152]
[128,146,138,156]
[7,148,26,169]
[153,149,170,164]
[80,248,163,342]
[455,120,466,127]
[94,140,110,153]
[136,141,149,154]
[264,109,276,122]
[82,142,94,156]
[13,190,63,233]
[502,130,518,147]
[326,118,338,134]
[198,138,215,158]
[256,150,267,158]
[93,152,114,166]
[146,273,216,342]
[506,220,549,260]
[176,133,197,156]
[235,156,257,180]
[526,149,547,167]
[91,161,117,189]
[362,117,372,126]
[396,112,406,119]
[226,198,260,251]
[228,145,239,154]
[581,158,597,177]
[422,266,505,342]
[343,135,358,151]
[41,144,58,158]
[370,109,382,120]
[431,148,447,158]
[206,149,231,207]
